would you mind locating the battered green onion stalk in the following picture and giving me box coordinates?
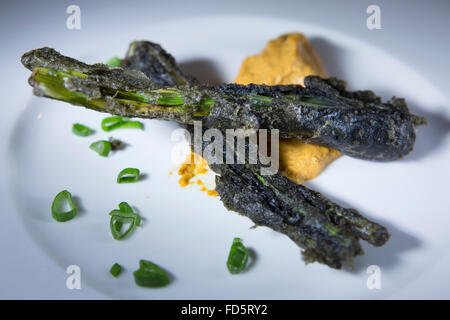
[51,190,77,222]
[21,47,426,161]
[214,160,366,268]
[109,202,141,240]
[117,168,140,183]
[227,238,249,274]
[110,263,122,277]
[133,260,170,288]
[72,123,92,136]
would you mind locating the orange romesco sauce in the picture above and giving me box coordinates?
[177,32,341,191]
[234,33,341,184]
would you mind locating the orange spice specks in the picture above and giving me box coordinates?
[206,189,218,197]
[177,152,217,196]
[197,179,218,197]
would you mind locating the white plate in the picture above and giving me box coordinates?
[3,12,450,299]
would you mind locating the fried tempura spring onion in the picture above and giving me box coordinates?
[22,47,426,161]
[101,115,143,131]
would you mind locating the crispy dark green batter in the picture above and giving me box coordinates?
[120,41,198,86]
[21,47,426,161]
[213,158,365,269]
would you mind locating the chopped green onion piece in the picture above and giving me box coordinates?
[110,210,142,226]
[109,202,141,240]
[113,220,123,232]
[112,202,131,231]
[115,120,144,130]
[110,263,122,277]
[117,168,140,184]
[109,214,135,240]
[133,260,169,288]
[119,201,133,213]
[158,95,184,106]
[101,116,123,131]
[226,237,249,274]
[72,123,92,136]
[106,57,121,67]
[51,190,77,222]
[89,140,111,157]
[101,116,144,131]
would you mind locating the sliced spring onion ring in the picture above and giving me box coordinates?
[109,212,139,240]
[101,116,144,131]
[226,237,249,274]
[106,57,121,67]
[110,210,142,227]
[117,168,140,184]
[89,140,111,157]
[109,202,141,240]
[110,263,122,277]
[51,190,77,222]
[133,260,169,288]
[72,123,92,136]
[101,116,123,131]
[113,219,123,232]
